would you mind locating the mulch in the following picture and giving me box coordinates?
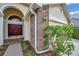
[21,41,56,56]
[0,45,8,56]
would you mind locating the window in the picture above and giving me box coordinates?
[8,15,22,22]
[8,15,23,36]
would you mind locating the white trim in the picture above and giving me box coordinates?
[0,14,4,45]
[25,3,33,17]
[36,4,42,7]
[6,36,23,40]
[0,4,24,16]
[24,3,33,42]
[4,19,24,40]
[7,20,23,24]
[7,14,23,21]
[23,16,30,41]
[0,11,4,17]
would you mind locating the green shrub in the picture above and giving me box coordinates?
[0,45,4,50]
[44,25,74,55]
[22,42,37,56]
[26,50,37,56]
[22,43,29,51]
[73,27,79,39]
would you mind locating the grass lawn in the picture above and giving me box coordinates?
[21,41,55,56]
[0,45,8,56]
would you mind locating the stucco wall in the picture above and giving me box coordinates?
[24,15,30,41]
[49,4,68,25]
[0,13,3,45]
[0,3,29,15]
[0,3,30,41]
[3,8,23,20]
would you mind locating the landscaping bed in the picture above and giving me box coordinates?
[73,27,79,39]
[0,45,8,56]
[21,41,38,56]
[21,41,55,56]
[38,50,56,56]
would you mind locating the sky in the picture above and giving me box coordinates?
[66,3,79,19]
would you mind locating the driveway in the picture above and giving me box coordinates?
[70,39,79,56]
[4,42,23,56]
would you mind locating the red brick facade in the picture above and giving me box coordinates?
[30,14,35,48]
[30,4,49,52]
[36,5,49,51]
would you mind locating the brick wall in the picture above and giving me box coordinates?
[30,4,49,51]
[36,5,49,51]
[30,14,35,48]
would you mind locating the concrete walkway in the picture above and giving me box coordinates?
[70,39,79,56]
[4,42,23,56]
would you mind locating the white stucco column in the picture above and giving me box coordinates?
[0,11,4,45]
[24,16,30,41]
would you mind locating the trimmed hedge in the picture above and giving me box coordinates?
[44,25,74,55]
[73,27,79,39]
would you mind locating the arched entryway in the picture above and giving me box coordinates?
[3,7,24,45]
[0,4,30,46]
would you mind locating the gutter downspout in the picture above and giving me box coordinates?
[31,8,49,54]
